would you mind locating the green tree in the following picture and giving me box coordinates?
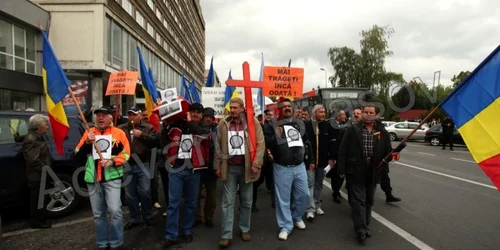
[451,71,471,87]
[327,24,399,91]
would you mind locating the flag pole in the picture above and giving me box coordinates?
[114,94,120,126]
[377,106,440,170]
[67,86,105,160]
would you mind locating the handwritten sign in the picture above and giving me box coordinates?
[201,87,261,118]
[105,71,138,96]
[262,66,304,98]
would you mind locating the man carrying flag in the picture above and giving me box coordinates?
[75,107,131,250]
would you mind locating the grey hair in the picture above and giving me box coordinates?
[311,104,325,121]
[29,114,49,130]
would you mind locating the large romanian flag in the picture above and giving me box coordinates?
[440,45,500,190]
[41,29,71,155]
[137,47,160,131]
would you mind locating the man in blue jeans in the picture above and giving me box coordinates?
[264,99,315,241]
[118,106,159,230]
[163,103,210,248]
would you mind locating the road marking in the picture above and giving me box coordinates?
[417,152,435,156]
[395,162,496,190]
[322,181,434,250]
[2,210,136,238]
[450,158,476,164]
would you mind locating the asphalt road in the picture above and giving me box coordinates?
[1,141,499,249]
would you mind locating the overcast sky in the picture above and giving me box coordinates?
[199,0,500,93]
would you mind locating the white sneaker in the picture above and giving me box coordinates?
[154,202,161,209]
[162,211,167,217]
[278,231,288,240]
[316,208,325,215]
[295,220,306,230]
[306,212,315,220]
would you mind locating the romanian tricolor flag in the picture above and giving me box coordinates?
[41,29,71,155]
[224,70,239,111]
[440,45,500,190]
[137,47,160,131]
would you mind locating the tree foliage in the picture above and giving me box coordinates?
[451,71,471,88]
[327,25,400,91]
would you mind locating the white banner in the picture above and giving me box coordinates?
[201,87,262,118]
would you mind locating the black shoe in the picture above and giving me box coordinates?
[124,221,140,230]
[31,221,52,229]
[145,218,155,226]
[333,196,342,204]
[386,194,401,203]
[271,202,276,209]
[357,232,366,243]
[181,234,194,243]
[365,230,372,238]
[205,219,214,228]
[163,239,179,249]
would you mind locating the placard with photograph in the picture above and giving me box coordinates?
[160,88,178,103]
[158,100,183,120]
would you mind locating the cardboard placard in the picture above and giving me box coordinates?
[157,100,183,120]
[160,88,178,103]
[262,66,304,98]
[105,71,138,96]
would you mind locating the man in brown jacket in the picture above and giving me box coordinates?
[22,114,52,229]
[214,98,265,248]
[118,106,159,230]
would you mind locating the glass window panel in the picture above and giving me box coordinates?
[13,26,24,58]
[105,17,111,63]
[26,31,35,61]
[0,20,12,54]
[135,11,144,27]
[111,21,123,66]
[26,62,35,74]
[128,36,137,70]
[123,0,133,15]
[14,57,25,72]
[0,54,13,70]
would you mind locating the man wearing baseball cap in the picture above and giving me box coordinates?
[195,107,218,228]
[75,106,131,249]
[163,102,211,248]
[118,106,159,230]
[110,104,128,126]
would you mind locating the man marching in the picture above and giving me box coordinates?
[75,107,131,250]
[337,104,393,243]
[117,106,159,230]
[214,97,265,248]
[264,98,314,241]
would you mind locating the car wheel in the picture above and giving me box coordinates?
[45,173,81,218]
[389,133,398,141]
[430,137,440,146]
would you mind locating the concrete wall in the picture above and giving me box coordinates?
[0,0,50,29]
[35,3,106,71]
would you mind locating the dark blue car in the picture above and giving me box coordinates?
[424,124,465,146]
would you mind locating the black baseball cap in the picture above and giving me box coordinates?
[127,106,142,114]
[189,103,204,112]
[203,107,216,118]
[94,107,112,115]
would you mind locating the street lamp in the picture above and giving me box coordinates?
[320,68,328,88]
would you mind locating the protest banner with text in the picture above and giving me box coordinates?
[262,66,304,98]
[105,71,138,96]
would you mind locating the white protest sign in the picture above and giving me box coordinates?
[201,87,262,118]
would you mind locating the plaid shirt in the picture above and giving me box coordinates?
[362,125,376,157]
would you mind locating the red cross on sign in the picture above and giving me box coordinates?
[225,62,263,164]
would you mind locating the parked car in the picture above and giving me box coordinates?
[381,121,396,127]
[385,122,429,141]
[424,124,464,146]
[0,111,88,219]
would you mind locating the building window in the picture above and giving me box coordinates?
[0,20,36,74]
[128,36,137,70]
[135,11,144,27]
[111,21,123,68]
[147,23,154,37]
[105,17,111,63]
[147,0,154,9]
[0,89,40,112]
[122,0,133,15]
[156,9,162,20]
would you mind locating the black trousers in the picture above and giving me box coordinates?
[28,181,47,225]
[442,135,453,149]
[380,171,392,195]
[158,165,169,207]
[253,160,274,206]
[347,172,376,234]
[330,166,345,197]
[151,165,159,204]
